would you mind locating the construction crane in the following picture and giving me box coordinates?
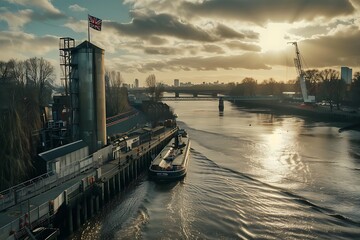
[288,42,315,103]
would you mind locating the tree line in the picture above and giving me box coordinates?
[105,70,130,116]
[0,61,132,190]
[229,69,360,109]
[0,58,55,189]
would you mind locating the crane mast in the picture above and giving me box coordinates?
[289,42,315,103]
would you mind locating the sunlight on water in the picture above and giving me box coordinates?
[261,127,291,182]
[73,100,360,240]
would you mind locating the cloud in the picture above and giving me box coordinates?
[144,47,182,55]
[181,0,355,25]
[147,36,169,45]
[0,31,58,60]
[135,53,271,73]
[6,0,62,15]
[106,10,259,43]
[0,9,33,30]
[259,24,360,69]
[64,18,87,33]
[107,10,218,42]
[215,24,246,39]
[225,41,261,52]
[202,44,225,54]
[296,28,360,68]
[69,4,87,12]
[1,0,65,30]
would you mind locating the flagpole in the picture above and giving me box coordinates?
[87,14,91,43]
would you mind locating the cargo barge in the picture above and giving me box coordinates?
[149,130,190,181]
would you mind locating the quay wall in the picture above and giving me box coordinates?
[231,100,360,122]
[0,127,177,240]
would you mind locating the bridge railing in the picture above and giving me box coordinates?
[0,201,51,240]
[0,154,97,212]
[0,172,57,212]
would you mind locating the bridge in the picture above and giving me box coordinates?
[129,85,230,97]
[160,95,280,101]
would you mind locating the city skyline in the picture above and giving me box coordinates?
[1,0,360,85]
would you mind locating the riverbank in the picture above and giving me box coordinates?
[231,100,360,123]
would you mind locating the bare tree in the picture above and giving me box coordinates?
[318,69,345,111]
[105,70,129,116]
[25,57,55,107]
[146,74,156,101]
[0,58,56,189]
[154,82,165,101]
[242,77,257,96]
[145,74,164,102]
[349,72,360,107]
[304,69,321,97]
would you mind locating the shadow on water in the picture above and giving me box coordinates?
[151,180,180,192]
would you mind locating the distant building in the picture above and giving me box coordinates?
[180,82,193,87]
[135,78,139,88]
[341,66,352,84]
[174,79,180,87]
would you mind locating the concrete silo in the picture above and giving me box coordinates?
[70,41,106,153]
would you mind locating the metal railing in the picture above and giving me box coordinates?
[0,127,178,239]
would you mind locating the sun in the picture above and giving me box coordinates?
[259,23,291,52]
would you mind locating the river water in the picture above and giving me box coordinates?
[72,100,360,240]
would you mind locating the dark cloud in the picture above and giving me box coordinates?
[261,26,360,69]
[137,53,271,72]
[144,47,181,55]
[225,40,261,52]
[215,24,246,39]
[106,10,258,42]
[107,10,218,42]
[202,44,225,54]
[147,36,169,45]
[182,0,355,24]
[296,28,360,68]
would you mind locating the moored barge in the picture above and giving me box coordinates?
[149,130,190,181]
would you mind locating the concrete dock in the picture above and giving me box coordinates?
[0,127,178,240]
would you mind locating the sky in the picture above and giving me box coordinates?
[1,0,360,86]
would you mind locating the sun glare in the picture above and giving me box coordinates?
[259,23,290,52]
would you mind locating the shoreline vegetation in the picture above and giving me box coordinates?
[1,57,360,190]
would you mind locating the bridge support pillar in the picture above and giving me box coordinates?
[126,165,130,184]
[82,197,88,222]
[103,181,109,203]
[115,173,120,193]
[75,202,81,230]
[95,195,100,213]
[110,177,115,197]
[67,206,73,235]
[89,196,94,217]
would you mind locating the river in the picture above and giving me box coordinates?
[72,100,360,239]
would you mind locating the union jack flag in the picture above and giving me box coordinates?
[88,15,102,31]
